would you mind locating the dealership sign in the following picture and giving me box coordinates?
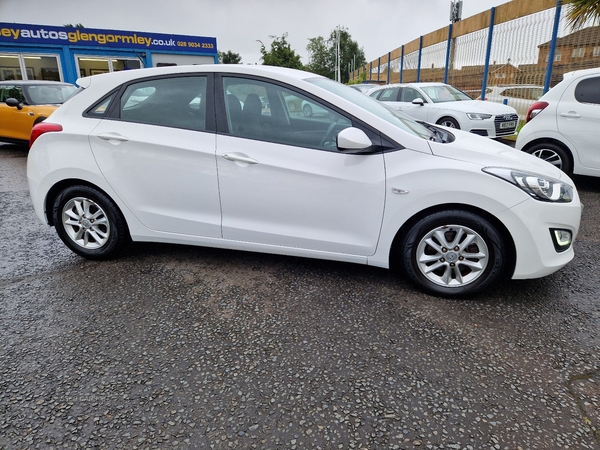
[0,23,217,52]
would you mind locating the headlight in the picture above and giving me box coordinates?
[466,113,493,120]
[482,167,573,203]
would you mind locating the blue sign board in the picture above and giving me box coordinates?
[0,22,216,53]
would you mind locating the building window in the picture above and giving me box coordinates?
[0,54,21,80]
[545,50,562,62]
[76,56,141,78]
[594,47,600,57]
[572,48,585,58]
[0,53,62,81]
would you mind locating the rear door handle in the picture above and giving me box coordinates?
[96,132,130,142]
[560,112,581,119]
[221,153,258,164]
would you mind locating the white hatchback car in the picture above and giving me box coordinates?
[27,65,581,297]
[516,68,600,178]
[369,82,519,138]
[477,84,544,118]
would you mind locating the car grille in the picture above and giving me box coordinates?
[494,113,519,136]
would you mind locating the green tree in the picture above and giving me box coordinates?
[306,27,365,84]
[563,0,600,29]
[219,50,242,64]
[258,33,303,69]
[306,36,333,78]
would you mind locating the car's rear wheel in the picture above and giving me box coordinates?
[525,142,573,176]
[437,117,460,129]
[53,185,130,260]
[400,210,506,297]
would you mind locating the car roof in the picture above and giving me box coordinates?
[370,82,448,89]
[563,67,600,79]
[76,64,324,90]
[490,84,544,89]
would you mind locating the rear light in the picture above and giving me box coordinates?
[525,101,549,123]
[30,122,63,148]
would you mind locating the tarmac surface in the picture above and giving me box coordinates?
[1,142,599,449]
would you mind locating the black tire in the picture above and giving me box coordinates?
[400,210,506,298]
[303,104,313,117]
[436,117,460,129]
[52,185,130,260]
[525,142,573,176]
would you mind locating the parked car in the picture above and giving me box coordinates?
[477,84,544,118]
[301,99,330,117]
[349,83,380,94]
[516,69,600,178]
[369,82,519,138]
[0,80,77,145]
[27,65,581,297]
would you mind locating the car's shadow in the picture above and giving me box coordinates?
[573,174,600,193]
[0,143,29,155]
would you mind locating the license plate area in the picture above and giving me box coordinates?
[499,121,517,129]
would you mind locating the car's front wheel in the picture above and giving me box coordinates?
[53,185,130,259]
[400,210,506,297]
[437,117,460,129]
[525,142,573,176]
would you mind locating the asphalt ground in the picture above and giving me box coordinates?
[1,142,599,449]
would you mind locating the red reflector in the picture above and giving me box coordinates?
[29,122,63,148]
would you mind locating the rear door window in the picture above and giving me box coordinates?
[379,87,400,102]
[119,76,208,131]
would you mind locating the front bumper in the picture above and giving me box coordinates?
[467,113,519,138]
[497,196,582,279]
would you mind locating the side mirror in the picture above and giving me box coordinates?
[337,127,373,153]
[412,98,425,106]
[5,98,23,110]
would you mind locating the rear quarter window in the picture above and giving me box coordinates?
[574,76,600,104]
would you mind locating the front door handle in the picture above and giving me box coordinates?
[221,153,258,164]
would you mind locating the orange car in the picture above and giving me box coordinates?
[0,80,76,145]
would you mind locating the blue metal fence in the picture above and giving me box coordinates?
[352,0,600,117]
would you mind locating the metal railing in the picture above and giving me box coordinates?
[351,0,600,117]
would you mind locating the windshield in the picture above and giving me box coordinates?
[307,77,435,141]
[420,84,472,103]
